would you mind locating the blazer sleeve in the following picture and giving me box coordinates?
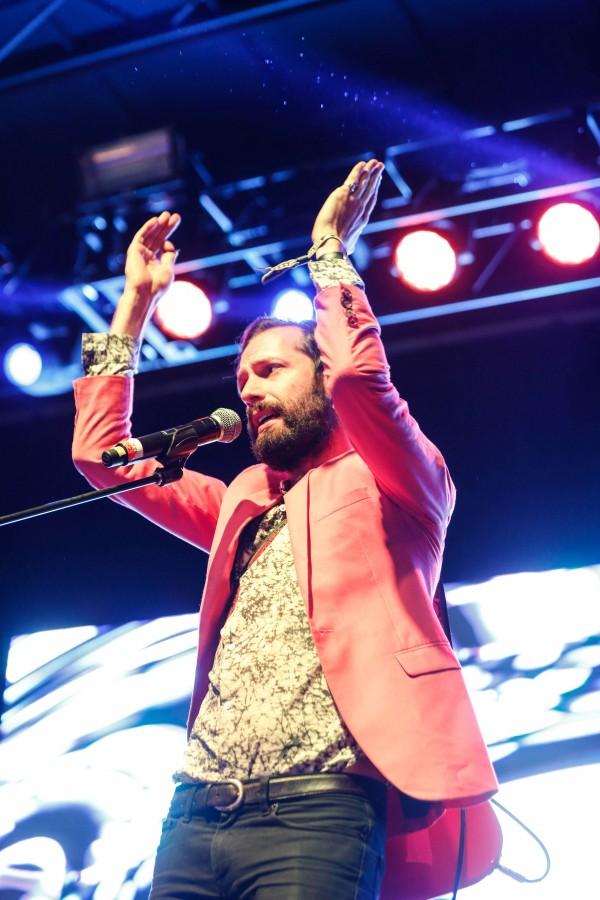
[72,374,226,552]
[314,283,456,535]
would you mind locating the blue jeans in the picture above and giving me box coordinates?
[150,782,387,899]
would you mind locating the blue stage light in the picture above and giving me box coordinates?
[3,343,43,387]
[271,289,314,322]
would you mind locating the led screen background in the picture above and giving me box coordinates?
[1,565,599,899]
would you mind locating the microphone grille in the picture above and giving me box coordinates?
[211,408,243,443]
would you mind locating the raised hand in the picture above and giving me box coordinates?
[311,159,384,255]
[111,211,181,339]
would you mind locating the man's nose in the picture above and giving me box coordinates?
[240,377,264,406]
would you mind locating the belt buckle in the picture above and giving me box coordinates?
[213,778,244,812]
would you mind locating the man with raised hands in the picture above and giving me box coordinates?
[73,159,498,900]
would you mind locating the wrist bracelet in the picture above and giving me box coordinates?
[314,251,347,262]
[259,233,347,284]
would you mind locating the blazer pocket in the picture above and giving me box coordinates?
[312,486,372,522]
[394,642,461,677]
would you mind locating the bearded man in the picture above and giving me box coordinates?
[72,159,499,900]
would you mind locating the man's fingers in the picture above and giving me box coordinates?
[131,216,159,247]
[362,160,384,193]
[347,159,381,199]
[157,212,181,242]
[151,214,181,254]
[359,163,384,211]
[364,172,383,221]
[130,216,165,254]
[349,161,371,197]
[131,212,181,256]
[161,240,179,263]
[145,211,175,251]
[344,160,367,189]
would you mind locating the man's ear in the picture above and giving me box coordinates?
[319,368,334,399]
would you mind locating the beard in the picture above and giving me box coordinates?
[247,377,336,472]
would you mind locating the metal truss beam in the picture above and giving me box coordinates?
[27,101,600,386]
[60,119,600,372]
[0,0,339,92]
[0,0,66,67]
[66,104,600,288]
[167,173,600,275]
[59,272,600,378]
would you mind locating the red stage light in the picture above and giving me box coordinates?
[537,202,600,265]
[394,230,457,292]
[154,281,212,340]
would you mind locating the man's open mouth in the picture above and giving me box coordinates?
[253,409,279,433]
[257,414,278,433]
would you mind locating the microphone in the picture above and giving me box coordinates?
[102,408,242,468]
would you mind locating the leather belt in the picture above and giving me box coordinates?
[169,773,386,816]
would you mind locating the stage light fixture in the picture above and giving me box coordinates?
[394,230,457,292]
[3,343,43,388]
[271,289,314,322]
[80,128,182,198]
[537,202,600,265]
[154,280,212,340]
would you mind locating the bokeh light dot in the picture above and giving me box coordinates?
[394,230,457,291]
[154,281,212,340]
[271,289,314,322]
[537,202,600,264]
[3,343,43,387]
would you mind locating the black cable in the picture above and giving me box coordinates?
[451,807,467,900]
[491,797,551,883]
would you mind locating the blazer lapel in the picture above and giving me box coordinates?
[283,470,311,618]
[197,481,281,653]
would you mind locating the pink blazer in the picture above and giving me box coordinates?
[72,283,501,897]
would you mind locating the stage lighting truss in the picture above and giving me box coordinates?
[2,102,596,393]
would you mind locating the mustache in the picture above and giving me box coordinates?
[246,401,287,439]
[247,401,284,425]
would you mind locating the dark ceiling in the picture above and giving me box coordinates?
[3,0,600,250]
[1,0,599,645]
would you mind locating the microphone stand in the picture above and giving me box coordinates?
[0,457,187,528]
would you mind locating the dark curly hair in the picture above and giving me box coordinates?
[235,317,322,374]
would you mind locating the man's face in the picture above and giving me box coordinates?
[236,326,335,472]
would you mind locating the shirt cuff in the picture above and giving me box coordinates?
[81,333,140,377]
[308,256,365,292]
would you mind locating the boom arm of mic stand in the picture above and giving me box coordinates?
[0,462,185,528]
